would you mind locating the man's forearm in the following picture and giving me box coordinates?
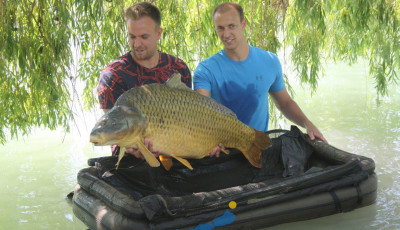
[280,99,311,129]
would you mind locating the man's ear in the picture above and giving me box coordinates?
[157,27,163,40]
[241,19,247,29]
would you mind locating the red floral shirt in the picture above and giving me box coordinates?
[98,51,191,109]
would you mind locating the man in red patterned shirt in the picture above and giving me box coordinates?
[97,2,191,158]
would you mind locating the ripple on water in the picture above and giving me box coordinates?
[373,154,400,229]
[20,191,36,199]
[17,175,37,183]
[18,204,41,215]
[64,214,73,222]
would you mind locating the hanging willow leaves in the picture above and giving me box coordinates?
[0,0,74,143]
[0,0,399,144]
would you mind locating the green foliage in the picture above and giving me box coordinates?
[285,0,400,93]
[74,0,127,109]
[286,0,326,90]
[0,0,399,143]
[0,0,74,143]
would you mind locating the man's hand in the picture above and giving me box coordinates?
[206,143,224,157]
[305,122,327,142]
[125,138,161,159]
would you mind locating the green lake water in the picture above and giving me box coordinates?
[0,62,399,229]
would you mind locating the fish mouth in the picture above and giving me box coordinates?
[89,134,104,146]
[91,140,113,146]
[90,135,116,146]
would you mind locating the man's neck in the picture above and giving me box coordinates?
[131,51,160,69]
[225,43,250,61]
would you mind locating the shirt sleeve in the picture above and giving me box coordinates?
[193,63,212,91]
[269,54,285,92]
[97,70,125,109]
[179,61,192,88]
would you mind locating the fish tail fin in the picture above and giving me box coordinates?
[242,130,271,168]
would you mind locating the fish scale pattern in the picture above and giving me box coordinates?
[116,82,256,158]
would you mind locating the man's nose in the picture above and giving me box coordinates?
[133,38,142,47]
[223,29,230,38]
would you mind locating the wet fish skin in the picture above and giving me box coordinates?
[90,74,271,170]
[90,106,146,146]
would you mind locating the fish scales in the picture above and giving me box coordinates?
[90,74,271,170]
[125,84,251,158]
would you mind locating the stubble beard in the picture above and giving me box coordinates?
[132,47,157,61]
[132,50,149,60]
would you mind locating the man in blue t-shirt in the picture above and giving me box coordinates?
[194,2,326,156]
[195,45,283,132]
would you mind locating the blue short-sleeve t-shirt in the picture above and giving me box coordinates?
[194,45,285,131]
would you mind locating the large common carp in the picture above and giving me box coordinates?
[90,74,271,170]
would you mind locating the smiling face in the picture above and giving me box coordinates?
[127,16,162,62]
[213,6,247,52]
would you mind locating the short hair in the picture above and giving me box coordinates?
[125,2,161,27]
[212,2,244,22]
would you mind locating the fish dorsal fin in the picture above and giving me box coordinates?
[166,73,191,91]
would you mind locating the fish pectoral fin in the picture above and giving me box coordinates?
[170,155,193,170]
[159,155,173,171]
[137,141,160,167]
[115,147,126,169]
